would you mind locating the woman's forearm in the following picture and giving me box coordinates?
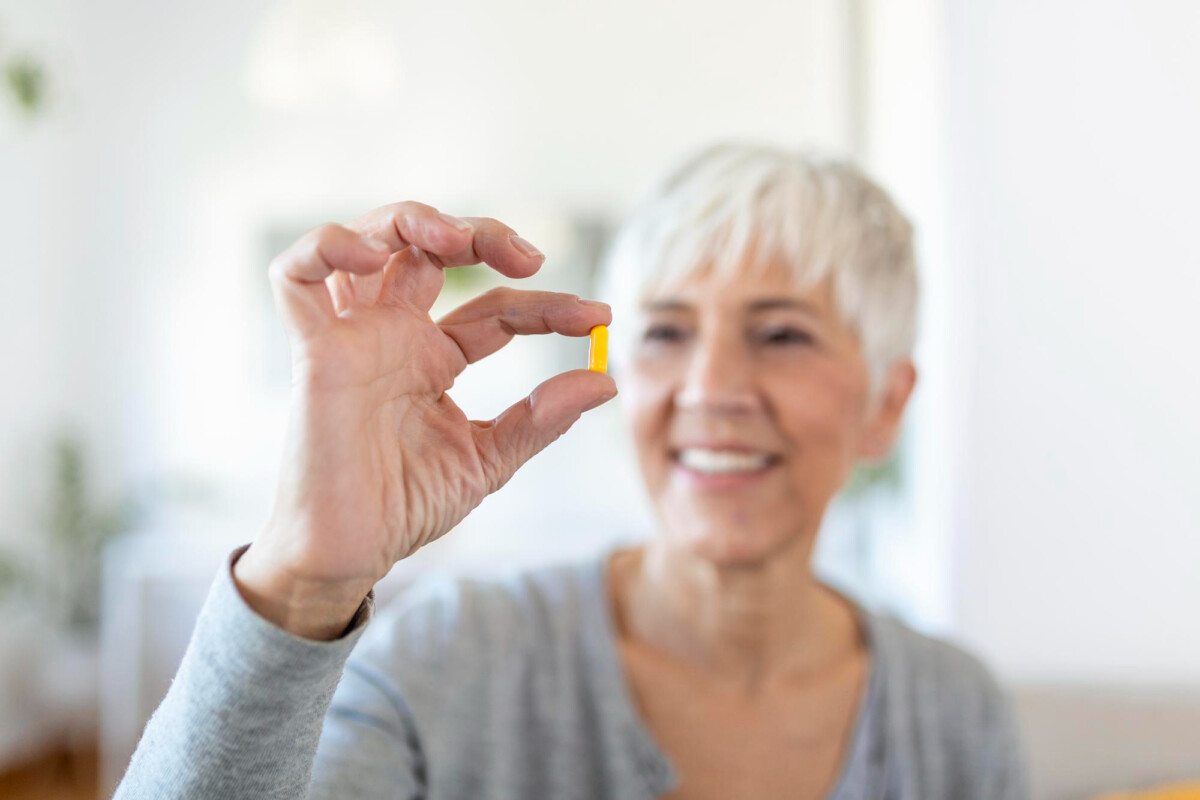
[112,546,373,800]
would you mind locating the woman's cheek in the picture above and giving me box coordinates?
[624,360,676,492]
[626,355,677,411]
[771,373,859,463]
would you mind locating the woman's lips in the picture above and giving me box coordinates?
[671,447,780,490]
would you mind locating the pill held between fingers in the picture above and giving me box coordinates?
[588,325,608,374]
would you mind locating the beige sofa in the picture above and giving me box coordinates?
[1015,686,1200,800]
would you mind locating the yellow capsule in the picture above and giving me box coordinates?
[588,324,608,373]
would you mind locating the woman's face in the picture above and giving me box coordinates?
[623,264,915,567]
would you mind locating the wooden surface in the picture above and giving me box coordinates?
[0,745,98,800]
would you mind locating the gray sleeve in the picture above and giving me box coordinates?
[113,545,391,800]
[899,629,1033,800]
[983,685,1031,800]
[308,659,425,799]
[308,579,469,800]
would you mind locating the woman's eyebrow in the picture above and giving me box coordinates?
[643,300,691,312]
[746,298,821,314]
[642,298,822,314]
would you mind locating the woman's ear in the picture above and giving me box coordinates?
[858,359,917,462]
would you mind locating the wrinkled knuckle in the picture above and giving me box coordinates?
[401,200,437,217]
[311,222,345,246]
[475,444,506,492]
[267,252,291,284]
[480,286,515,305]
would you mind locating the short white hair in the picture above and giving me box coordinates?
[598,142,919,394]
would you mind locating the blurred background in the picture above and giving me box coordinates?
[0,0,1197,798]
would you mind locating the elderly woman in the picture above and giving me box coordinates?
[117,144,1027,800]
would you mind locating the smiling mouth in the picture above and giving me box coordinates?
[673,447,780,475]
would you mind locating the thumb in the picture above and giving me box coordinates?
[473,369,617,493]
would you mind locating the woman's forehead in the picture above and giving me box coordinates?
[640,265,835,312]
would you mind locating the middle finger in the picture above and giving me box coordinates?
[438,288,612,364]
[349,202,544,278]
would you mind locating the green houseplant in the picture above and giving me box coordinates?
[0,435,131,632]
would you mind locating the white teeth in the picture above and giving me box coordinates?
[677,448,772,474]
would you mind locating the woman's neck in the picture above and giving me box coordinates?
[610,537,863,692]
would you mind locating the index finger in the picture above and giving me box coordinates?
[348,201,544,279]
[438,288,613,364]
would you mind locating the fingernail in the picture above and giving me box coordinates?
[509,234,543,259]
[363,237,390,252]
[577,298,609,309]
[582,392,617,412]
[437,212,473,232]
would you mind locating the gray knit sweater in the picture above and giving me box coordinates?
[114,546,1028,799]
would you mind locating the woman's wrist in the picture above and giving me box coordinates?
[232,543,375,641]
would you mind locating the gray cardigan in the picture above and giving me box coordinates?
[115,546,1028,799]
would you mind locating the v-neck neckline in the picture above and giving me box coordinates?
[577,548,886,799]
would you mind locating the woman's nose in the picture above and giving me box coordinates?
[674,335,760,413]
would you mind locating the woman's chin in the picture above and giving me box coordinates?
[673,525,802,569]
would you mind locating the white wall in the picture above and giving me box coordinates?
[2,0,860,767]
[946,0,1200,685]
[0,0,80,539]
[0,0,856,541]
[15,0,1196,696]
[856,0,956,634]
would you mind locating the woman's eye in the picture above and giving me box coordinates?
[759,326,814,346]
[642,324,687,343]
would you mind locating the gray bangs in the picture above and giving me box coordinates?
[599,142,919,394]
[646,162,836,297]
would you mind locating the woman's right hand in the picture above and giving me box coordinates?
[233,202,616,639]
